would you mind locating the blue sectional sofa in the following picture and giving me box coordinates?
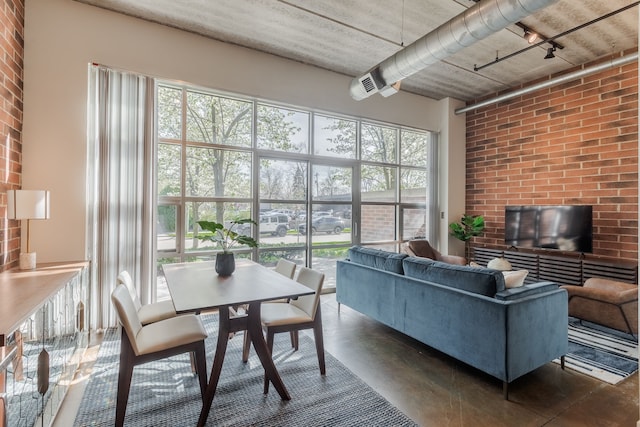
[336,246,568,398]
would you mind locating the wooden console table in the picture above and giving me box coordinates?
[0,261,89,427]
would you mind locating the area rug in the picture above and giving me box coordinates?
[553,318,638,385]
[73,314,417,426]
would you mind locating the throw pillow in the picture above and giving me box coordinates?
[502,269,528,288]
[487,257,512,271]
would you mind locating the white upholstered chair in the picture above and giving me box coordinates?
[117,271,176,325]
[242,267,326,393]
[241,259,297,359]
[274,258,297,279]
[111,284,208,427]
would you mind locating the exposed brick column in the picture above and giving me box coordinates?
[0,0,25,271]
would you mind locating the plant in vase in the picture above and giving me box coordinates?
[448,214,485,262]
[196,219,258,276]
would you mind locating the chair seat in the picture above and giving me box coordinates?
[261,302,313,326]
[138,300,176,325]
[562,277,638,335]
[135,314,207,355]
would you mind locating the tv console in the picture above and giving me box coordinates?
[473,247,637,286]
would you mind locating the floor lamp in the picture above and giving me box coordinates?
[7,189,51,269]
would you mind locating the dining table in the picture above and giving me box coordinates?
[162,258,315,427]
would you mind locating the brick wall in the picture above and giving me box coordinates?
[466,51,638,261]
[1,0,25,271]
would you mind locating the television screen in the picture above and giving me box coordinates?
[505,205,593,253]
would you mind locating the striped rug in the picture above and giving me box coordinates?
[554,318,638,384]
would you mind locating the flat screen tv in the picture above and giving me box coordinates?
[505,205,593,253]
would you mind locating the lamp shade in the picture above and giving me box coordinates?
[7,190,50,220]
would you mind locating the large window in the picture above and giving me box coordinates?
[156,83,435,292]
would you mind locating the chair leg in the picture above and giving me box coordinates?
[313,307,326,375]
[116,332,135,427]
[290,331,299,350]
[560,355,565,370]
[194,341,208,400]
[503,381,508,400]
[242,330,251,363]
[263,330,275,394]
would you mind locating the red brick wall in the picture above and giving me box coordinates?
[0,0,25,271]
[466,51,638,261]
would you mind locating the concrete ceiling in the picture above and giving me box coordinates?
[74,0,638,101]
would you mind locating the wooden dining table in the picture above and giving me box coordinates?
[162,258,314,427]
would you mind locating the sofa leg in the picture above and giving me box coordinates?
[561,355,566,370]
[337,302,341,314]
[503,381,508,400]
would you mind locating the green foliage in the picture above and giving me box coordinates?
[196,219,258,253]
[448,215,485,242]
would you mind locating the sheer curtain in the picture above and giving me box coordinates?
[86,65,156,330]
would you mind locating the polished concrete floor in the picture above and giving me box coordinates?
[55,293,639,426]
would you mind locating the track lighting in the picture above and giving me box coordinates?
[524,29,538,44]
[544,46,556,59]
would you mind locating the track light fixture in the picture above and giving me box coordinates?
[521,27,539,44]
[516,23,541,44]
[544,46,556,59]
[475,3,637,72]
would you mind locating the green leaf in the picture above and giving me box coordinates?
[448,214,485,242]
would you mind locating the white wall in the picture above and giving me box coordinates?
[23,0,464,262]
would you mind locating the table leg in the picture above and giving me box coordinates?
[247,301,291,400]
[197,307,231,427]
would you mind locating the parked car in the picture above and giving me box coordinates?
[312,211,333,219]
[299,216,346,235]
[238,214,289,237]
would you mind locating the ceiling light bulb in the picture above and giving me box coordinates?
[527,32,538,43]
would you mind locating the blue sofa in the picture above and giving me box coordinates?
[336,246,568,398]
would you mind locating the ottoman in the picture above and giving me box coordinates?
[562,277,638,335]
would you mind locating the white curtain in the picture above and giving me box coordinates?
[86,65,156,330]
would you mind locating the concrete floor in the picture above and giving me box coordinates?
[54,293,639,426]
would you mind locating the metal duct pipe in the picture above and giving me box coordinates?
[349,0,560,101]
[455,52,638,114]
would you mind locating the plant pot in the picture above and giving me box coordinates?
[215,253,235,276]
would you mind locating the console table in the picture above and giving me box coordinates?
[473,247,637,285]
[0,261,89,427]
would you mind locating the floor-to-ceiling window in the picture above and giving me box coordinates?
[155,82,435,297]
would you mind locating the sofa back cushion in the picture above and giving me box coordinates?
[347,246,408,274]
[401,256,436,277]
[403,258,505,296]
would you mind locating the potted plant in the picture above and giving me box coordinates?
[196,218,258,276]
[448,214,485,261]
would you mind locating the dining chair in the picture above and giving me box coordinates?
[274,258,297,279]
[117,270,176,325]
[242,267,325,393]
[241,258,297,360]
[111,284,208,427]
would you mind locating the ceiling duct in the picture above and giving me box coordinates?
[349,0,560,101]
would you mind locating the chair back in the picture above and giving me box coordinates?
[117,270,142,311]
[111,284,144,355]
[407,240,441,260]
[275,259,297,279]
[291,267,324,319]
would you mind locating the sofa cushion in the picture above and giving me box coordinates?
[403,258,505,296]
[347,246,408,274]
[401,256,436,277]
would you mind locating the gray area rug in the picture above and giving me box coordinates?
[552,317,638,385]
[74,313,417,426]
